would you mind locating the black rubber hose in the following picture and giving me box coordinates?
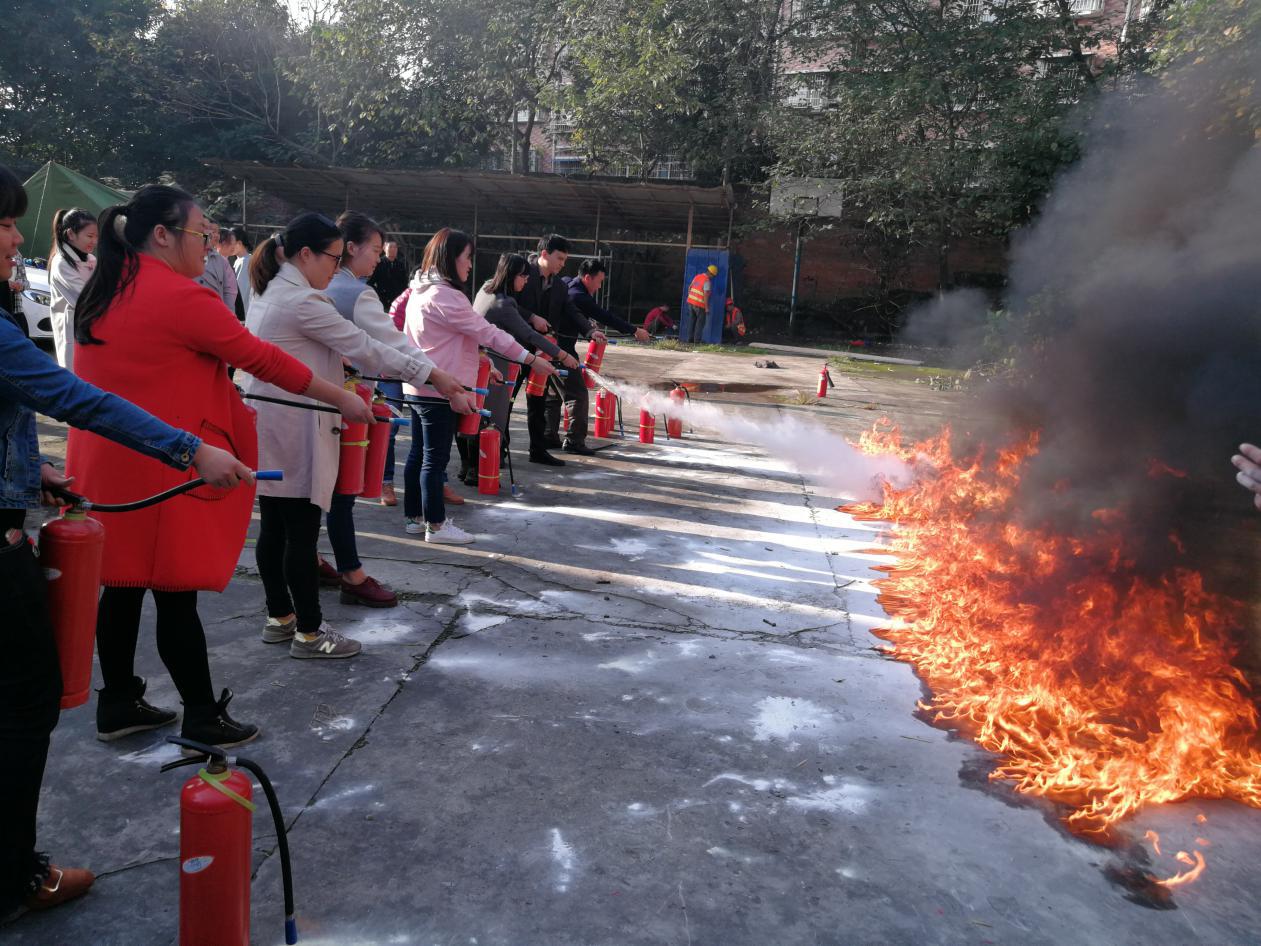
[233,756,298,944]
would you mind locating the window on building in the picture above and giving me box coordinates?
[1067,0,1104,13]
[959,0,995,21]
[1037,56,1085,103]
[783,72,830,110]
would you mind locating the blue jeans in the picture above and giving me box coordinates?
[326,491,361,573]
[403,398,454,524]
[377,380,403,484]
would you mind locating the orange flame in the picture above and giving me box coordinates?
[846,423,1261,878]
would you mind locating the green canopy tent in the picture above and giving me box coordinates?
[19,162,129,263]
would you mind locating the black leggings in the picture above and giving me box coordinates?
[96,587,215,708]
[256,496,324,635]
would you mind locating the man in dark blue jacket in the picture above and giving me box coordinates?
[562,259,649,451]
[514,235,611,454]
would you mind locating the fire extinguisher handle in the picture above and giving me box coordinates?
[166,735,227,764]
[158,754,205,774]
[47,484,89,507]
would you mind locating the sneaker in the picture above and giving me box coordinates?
[380,483,398,506]
[261,615,296,644]
[316,557,341,587]
[290,622,363,660]
[405,516,425,535]
[96,677,178,742]
[443,483,466,505]
[339,575,398,608]
[25,862,95,913]
[529,451,565,466]
[563,441,596,456]
[180,688,259,753]
[425,519,476,545]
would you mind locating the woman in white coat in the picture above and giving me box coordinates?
[242,213,475,659]
[48,208,98,370]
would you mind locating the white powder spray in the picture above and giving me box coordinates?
[588,371,911,501]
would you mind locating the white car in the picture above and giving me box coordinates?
[19,265,52,342]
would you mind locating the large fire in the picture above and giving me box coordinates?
[847,423,1261,887]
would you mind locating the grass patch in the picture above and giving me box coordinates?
[827,356,966,381]
[650,339,775,356]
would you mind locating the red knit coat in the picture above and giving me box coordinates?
[66,255,313,592]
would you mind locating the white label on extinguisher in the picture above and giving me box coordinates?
[182,856,214,874]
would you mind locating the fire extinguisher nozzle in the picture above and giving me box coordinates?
[556,370,569,378]
[465,386,490,395]
[478,409,493,417]
[285,916,298,944]
[254,470,284,481]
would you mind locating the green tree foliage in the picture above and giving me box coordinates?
[769,0,1140,290]
[0,0,170,181]
[560,0,784,184]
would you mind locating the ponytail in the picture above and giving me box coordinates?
[76,185,196,346]
[49,207,96,268]
[249,235,283,296]
[250,212,341,296]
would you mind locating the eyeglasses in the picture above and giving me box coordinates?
[172,226,212,247]
[320,251,344,265]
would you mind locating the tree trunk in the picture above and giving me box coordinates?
[937,213,952,292]
[517,105,537,175]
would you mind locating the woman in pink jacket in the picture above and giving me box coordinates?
[402,228,557,543]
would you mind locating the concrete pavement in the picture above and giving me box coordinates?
[10,346,1261,945]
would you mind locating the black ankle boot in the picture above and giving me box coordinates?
[180,688,260,753]
[96,676,178,742]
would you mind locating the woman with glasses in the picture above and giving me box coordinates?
[242,213,475,658]
[66,185,370,751]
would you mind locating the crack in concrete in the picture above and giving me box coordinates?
[247,575,478,884]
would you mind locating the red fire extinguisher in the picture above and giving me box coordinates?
[561,402,571,434]
[593,388,613,438]
[162,737,298,946]
[666,384,688,439]
[40,508,105,709]
[817,363,832,399]
[638,407,655,444]
[583,337,607,390]
[458,355,493,436]
[334,382,373,495]
[478,426,501,495]
[359,396,394,500]
[525,351,553,397]
[39,473,283,711]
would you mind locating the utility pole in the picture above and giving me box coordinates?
[788,219,804,336]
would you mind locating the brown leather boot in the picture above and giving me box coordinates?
[380,483,398,507]
[339,575,398,608]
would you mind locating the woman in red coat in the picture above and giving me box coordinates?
[67,185,371,750]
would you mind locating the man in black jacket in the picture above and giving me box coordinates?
[563,258,650,451]
[367,241,409,307]
[515,235,603,455]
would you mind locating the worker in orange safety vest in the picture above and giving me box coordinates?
[723,297,747,342]
[686,264,718,343]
